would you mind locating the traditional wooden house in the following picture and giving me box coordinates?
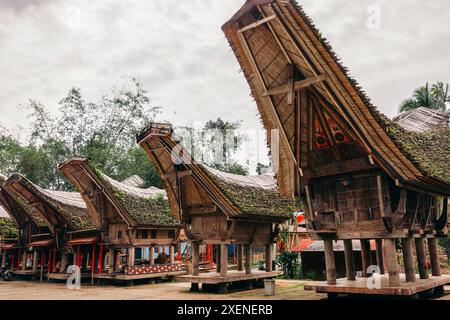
[6,174,99,281]
[58,158,185,282]
[222,0,449,296]
[137,123,293,292]
[0,173,52,278]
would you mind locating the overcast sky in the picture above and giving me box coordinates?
[0,0,449,145]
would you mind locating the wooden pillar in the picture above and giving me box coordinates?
[149,246,155,265]
[60,253,68,274]
[21,251,27,270]
[427,238,441,277]
[128,247,135,267]
[216,245,221,273]
[237,244,244,271]
[1,252,6,267]
[192,241,200,276]
[169,245,175,264]
[401,238,416,282]
[415,238,429,279]
[220,244,228,277]
[244,244,252,275]
[384,239,400,286]
[265,243,272,272]
[360,239,372,277]
[343,240,356,280]
[108,249,115,274]
[32,250,39,272]
[323,240,337,285]
[375,239,385,274]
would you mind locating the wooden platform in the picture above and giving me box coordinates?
[94,270,187,281]
[177,270,281,284]
[47,273,92,280]
[13,270,39,276]
[304,274,450,296]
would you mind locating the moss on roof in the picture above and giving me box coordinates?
[203,166,294,219]
[0,217,18,238]
[111,187,178,227]
[14,175,95,230]
[384,122,450,185]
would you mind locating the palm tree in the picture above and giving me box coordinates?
[431,82,450,112]
[399,82,449,113]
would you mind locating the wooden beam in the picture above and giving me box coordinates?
[427,238,441,277]
[384,238,400,286]
[323,239,336,285]
[360,240,372,277]
[220,244,228,277]
[192,241,200,276]
[343,240,355,281]
[262,74,327,97]
[237,244,244,271]
[265,243,273,272]
[375,239,385,274]
[401,238,416,282]
[238,14,276,33]
[415,238,429,280]
[245,244,252,275]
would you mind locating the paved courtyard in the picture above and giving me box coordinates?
[0,279,448,300]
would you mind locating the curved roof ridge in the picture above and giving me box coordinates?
[101,174,167,199]
[203,166,277,190]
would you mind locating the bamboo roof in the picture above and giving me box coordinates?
[137,123,293,221]
[121,175,145,188]
[6,174,94,232]
[393,107,449,133]
[0,173,48,229]
[58,158,179,228]
[222,0,450,195]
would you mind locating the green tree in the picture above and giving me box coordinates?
[399,82,450,113]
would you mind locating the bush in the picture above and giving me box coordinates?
[276,251,301,279]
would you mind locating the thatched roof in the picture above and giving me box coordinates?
[6,174,94,231]
[58,158,179,228]
[121,175,145,188]
[0,173,47,229]
[393,107,449,133]
[222,0,450,195]
[137,123,293,221]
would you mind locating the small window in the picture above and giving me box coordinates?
[168,230,175,239]
[141,231,148,239]
[151,230,157,239]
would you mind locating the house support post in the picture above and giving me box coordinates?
[220,244,228,277]
[343,239,356,280]
[415,238,429,279]
[427,238,441,277]
[127,247,135,267]
[192,241,200,276]
[216,245,221,273]
[108,249,115,274]
[237,244,244,271]
[375,239,385,274]
[265,243,273,272]
[32,250,39,272]
[169,245,175,264]
[21,251,27,270]
[384,239,400,286]
[244,244,252,275]
[401,238,416,282]
[149,246,154,265]
[60,253,68,274]
[360,239,372,277]
[324,239,337,285]
[1,252,6,268]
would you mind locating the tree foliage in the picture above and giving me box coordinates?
[399,82,450,113]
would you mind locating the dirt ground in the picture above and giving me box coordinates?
[0,279,325,300]
[0,279,448,300]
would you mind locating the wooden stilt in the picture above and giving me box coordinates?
[1,252,6,268]
[192,241,200,276]
[216,245,221,273]
[237,244,243,271]
[60,253,68,274]
[98,239,103,274]
[415,238,429,279]
[244,244,252,275]
[265,243,272,272]
[343,239,356,280]
[21,251,27,270]
[401,238,416,282]
[32,250,39,272]
[384,239,400,286]
[149,246,154,265]
[375,239,385,274]
[360,239,372,277]
[169,245,175,263]
[427,238,441,277]
[220,244,228,277]
[108,249,115,274]
[324,240,337,285]
[127,247,135,267]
